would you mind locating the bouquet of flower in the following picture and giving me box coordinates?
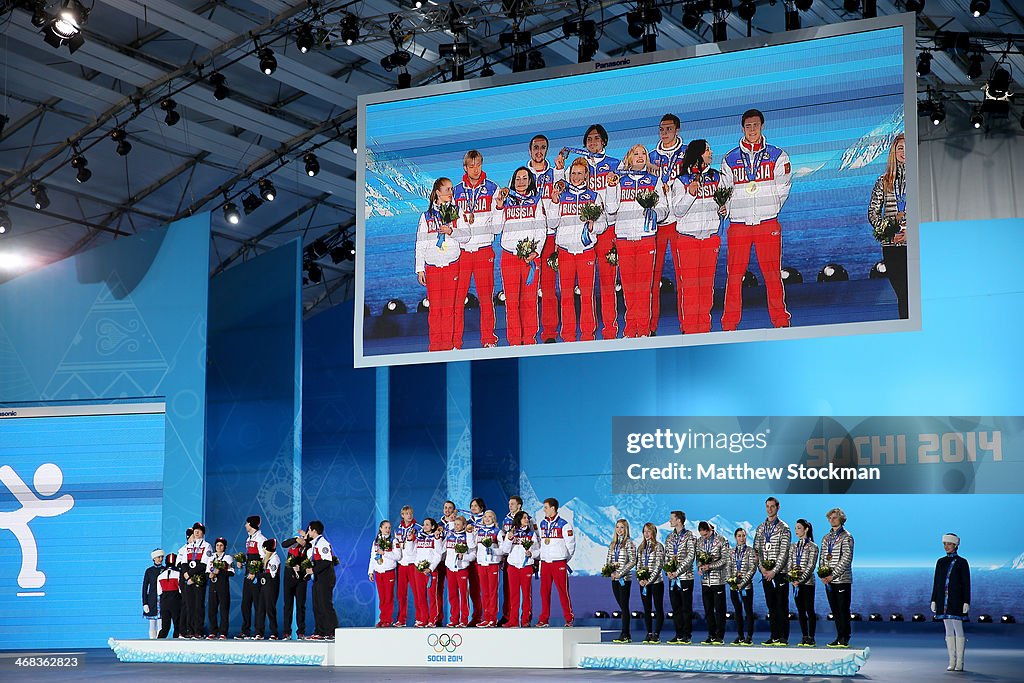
[416,560,431,573]
[546,252,558,271]
[727,576,739,589]
[601,563,617,578]
[662,559,679,575]
[286,555,301,568]
[189,573,206,587]
[517,237,540,285]
[697,551,712,565]
[579,203,603,224]
[817,565,833,578]
[300,558,313,573]
[480,537,494,549]
[873,216,900,244]
[762,559,777,571]
[437,203,459,224]
[635,189,660,233]
[246,560,263,576]
[213,560,229,572]
[377,537,393,553]
[521,538,534,551]
[636,568,652,582]
[233,552,247,565]
[454,542,469,555]
[605,243,619,267]
[713,186,734,208]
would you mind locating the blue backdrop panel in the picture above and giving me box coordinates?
[0,410,164,648]
[302,301,378,627]
[0,214,210,548]
[206,241,303,629]
[389,362,449,521]
[518,218,1024,620]
[471,359,520,513]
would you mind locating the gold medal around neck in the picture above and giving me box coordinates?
[746,181,759,195]
[377,557,384,565]
[544,538,551,545]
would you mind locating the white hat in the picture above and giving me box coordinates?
[151,548,164,560]
[942,534,960,545]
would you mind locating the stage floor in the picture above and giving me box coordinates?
[3,631,1022,682]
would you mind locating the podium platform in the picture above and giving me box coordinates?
[108,638,332,666]
[332,626,601,668]
[575,642,871,676]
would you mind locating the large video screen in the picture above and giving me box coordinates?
[356,16,918,367]
[0,404,165,649]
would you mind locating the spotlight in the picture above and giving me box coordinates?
[348,129,358,155]
[593,611,609,619]
[242,193,263,215]
[417,297,429,313]
[383,299,407,315]
[380,50,412,72]
[970,107,984,129]
[160,98,180,126]
[31,2,48,27]
[258,47,277,76]
[844,0,859,11]
[742,270,759,288]
[70,153,91,183]
[111,128,131,156]
[307,262,323,284]
[930,103,945,126]
[630,610,642,619]
[340,14,360,46]
[912,613,926,622]
[397,71,412,89]
[31,182,49,210]
[795,0,813,9]
[869,260,887,278]
[612,611,622,619]
[339,238,356,261]
[296,23,315,54]
[409,0,424,8]
[494,290,506,307]
[916,52,932,77]
[499,30,532,48]
[209,72,229,100]
[480,60,495,77]
[967,53,984,80]
[682,6,701,30]
[869,613,883,622]
[987,67,1011,99]
[850,612,863,621]
[781,266,803,283]
[257,177,276,202]
[310,238,329,258]
[44,0,88,53]
[464,292,480,309]
[970,0,989,18]
[528,50,545,70]
[890,613,905,621]
[738,0,756,20]
[303,152,320,177]
[977,614,993,623]
[0,209,10,234]
[1001,615,1016,624]
[626,10,645,40]
[817,262,849,282]
[223,201,241,225]
[905,0,925,11]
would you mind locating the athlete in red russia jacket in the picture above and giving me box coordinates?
[411,519,445,627]
[443,519,478,627]
[536,500,576,626]
[392,511,422,627]
[526,135,567,343]
[496,168,549,346]
[648,114,687,335]
[585,141,622,341]
[719,109,793,331]
[606,146,670,339]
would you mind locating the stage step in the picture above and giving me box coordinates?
[575,641,871,676]
[107,638,332,666]
[332,626,601,668]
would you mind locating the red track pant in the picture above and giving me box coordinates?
[373,569,396,627]
[395,563,417,624]
[446,568,470,626]
[538,560,573,625]
[539,234,560,341]
[616,237,657,338]
[500,251,539,346]
[468,562,482,624]
[722,219,790,330]
[424,262,460,352]
[434,563,447,626]
[594,230,618,339]
[478,563,500,624]
[505,563,534,627]
[454,247,498,347]
[673,233,721,334]
[557,249,596,342]
[412,569,440,626]
[650,222,679,334]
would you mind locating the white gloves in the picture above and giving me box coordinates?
[143,605,150,614]
[930,602,936,613]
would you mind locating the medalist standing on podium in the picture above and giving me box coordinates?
[754,496,792,646]
[607,519,637,643]
[820,508,855,648]
[729,528,758,645]
[664,510,697,644]
[306,520,338,640]
[536,498,575,627]
[789,519,819,647]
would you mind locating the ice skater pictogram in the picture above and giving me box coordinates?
[0,463,75,592]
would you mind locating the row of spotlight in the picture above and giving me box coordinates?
[588,610,1015,624]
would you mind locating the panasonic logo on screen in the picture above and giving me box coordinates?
[594,58,631,70]
[0,410,17,417]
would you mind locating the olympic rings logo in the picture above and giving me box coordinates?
[427,633,463,653]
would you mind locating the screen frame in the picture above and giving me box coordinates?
[354,12,920,368]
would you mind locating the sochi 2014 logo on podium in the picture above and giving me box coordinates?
[426,633,464,663]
